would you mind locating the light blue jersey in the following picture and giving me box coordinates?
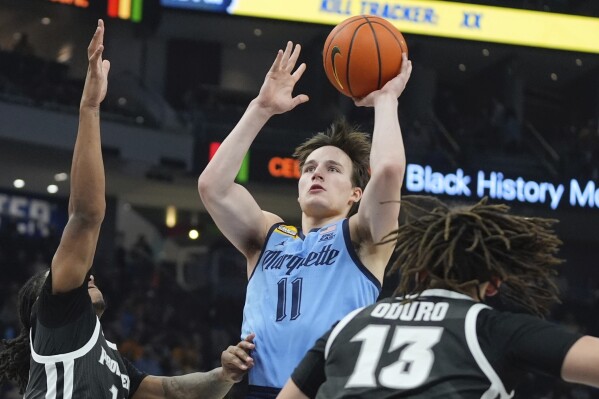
[242,218,381,389]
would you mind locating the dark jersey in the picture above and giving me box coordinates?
[292,289,582,398]
[24,272,146,399]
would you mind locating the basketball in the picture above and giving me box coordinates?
[323,15,408,98]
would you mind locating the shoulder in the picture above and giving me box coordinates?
[245,211,284,252]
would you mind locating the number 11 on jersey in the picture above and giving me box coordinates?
[276,277,303,321]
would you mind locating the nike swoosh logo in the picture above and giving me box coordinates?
[331,46,344,90]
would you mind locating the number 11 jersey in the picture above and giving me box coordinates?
[242,219,381,389]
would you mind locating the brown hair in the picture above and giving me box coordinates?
[384,196,562,317]
[293,119,371,217]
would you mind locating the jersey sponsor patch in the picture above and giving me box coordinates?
[277,225,298,237]
[319,224,337,234]
[319,224,337,242]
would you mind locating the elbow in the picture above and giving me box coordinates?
[198,170,230,203]
[71,199,106,226]
[197,173,213,202]
[375,161,405,183]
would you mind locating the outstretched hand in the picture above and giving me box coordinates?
[255,41,309,116]
[220,333,256,383]
[80,19,110,110]
[354,53,412,107]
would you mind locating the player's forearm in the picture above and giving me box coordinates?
[370,94,406,177]
[198,100,271,196]
[68,106,106,223]
[162,367,233,399]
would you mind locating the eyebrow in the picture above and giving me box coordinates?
[303,160,345,169]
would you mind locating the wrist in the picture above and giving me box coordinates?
[373,93,398,107]
[216,367,233,383]
[248,98,276,120]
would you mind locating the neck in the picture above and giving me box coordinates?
[301,214,344,234]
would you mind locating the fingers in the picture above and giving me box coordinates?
[280,41,293,69]
[90,44,104,64]
[242,333,256,345]
[293,94,310,108]
[87,19,104,60]
[400,53,412,77]
[270,41,302,73]
[285,43,302,72]
[223,345,254,371]
[269,49,284,72]
[291,62,307,82]
[102,59,111,75]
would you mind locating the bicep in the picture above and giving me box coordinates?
[51,216,102,293]
[561,336,599,388]
[201,183,281,256]
[354,168,401,244]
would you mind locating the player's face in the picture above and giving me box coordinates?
[298,146,361,218]
[87,275,106,318]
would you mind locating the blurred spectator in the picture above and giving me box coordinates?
[11,33,35,56]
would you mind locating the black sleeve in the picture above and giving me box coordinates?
[29,271,97,355]
[122,356,148,398]
[290,328,331,398]
[37,270,93,328]
[479,310,583,377]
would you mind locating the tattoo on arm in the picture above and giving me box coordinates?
[161,368,232,399]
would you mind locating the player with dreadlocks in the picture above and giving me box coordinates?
[278,196,599,398]
[0,20,254,398]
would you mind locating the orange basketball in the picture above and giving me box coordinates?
[323,15,408,98]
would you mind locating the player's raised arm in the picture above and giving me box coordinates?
[350,54,412,279]
[51,19,110,294]
[198,41,309,261]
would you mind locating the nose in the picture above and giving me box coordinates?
[311,166,324,181]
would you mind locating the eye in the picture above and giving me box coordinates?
[328,166,339,172]
[303,165,315,173]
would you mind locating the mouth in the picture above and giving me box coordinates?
[309,184,325,192]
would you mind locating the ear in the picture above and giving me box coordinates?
[485,277,502,297]
[350,187,363,204]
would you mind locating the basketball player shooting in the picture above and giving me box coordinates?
[198,41,412,398]
[0,20,254,398]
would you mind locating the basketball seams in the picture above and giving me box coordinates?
[323,17,364,96]
[346,23,370,97]
[369,21,408,55]
[363,16,383,91]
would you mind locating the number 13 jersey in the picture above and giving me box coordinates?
[242,219,381,389]
[293,289,582,398]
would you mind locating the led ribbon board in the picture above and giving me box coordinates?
[162,0,599,53]
[108,0,143,22]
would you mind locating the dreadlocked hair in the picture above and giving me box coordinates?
[0,270,48,393]
[384,196,562,317]
[293,119,371,217]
